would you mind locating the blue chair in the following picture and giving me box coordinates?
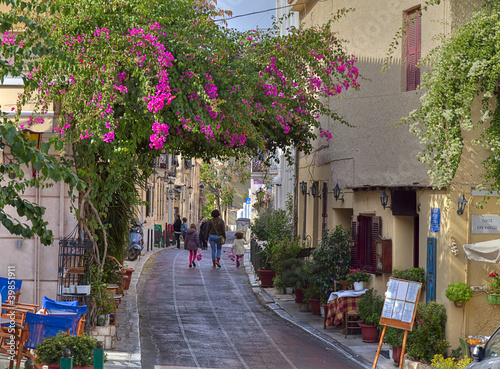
[0,277,22,304]
[42,297,87,336]
[23,312,73,349]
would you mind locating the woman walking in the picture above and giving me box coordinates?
[205,209,226,268]
[184,224,201,268]
[173,214,182,249]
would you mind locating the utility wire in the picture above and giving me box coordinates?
[211,0,324,23]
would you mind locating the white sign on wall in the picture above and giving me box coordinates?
[471,215,500,234]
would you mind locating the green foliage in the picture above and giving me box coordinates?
[489,272,500,294]
[269,237,303,275]
[445,282,473,303]
[90,266,117,316]
[407,302,449,363]
[273,258,306,289]
[430,355,472,369]
[34,333,97,366]
[357,289,384,326]
[250,207,293,242]
[383,327,404,347]
[307,226,352,302]
[200,159,250,209]
[399,2,500,190]
[392,267,426,285]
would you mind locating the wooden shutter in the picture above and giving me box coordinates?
[407,9,421,91]
[370,216,382,273]
[322,183,328,232]
[351,216,359,268]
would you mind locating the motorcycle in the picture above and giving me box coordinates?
[128,218,145,261]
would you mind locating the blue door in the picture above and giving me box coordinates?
[426,237,436,302]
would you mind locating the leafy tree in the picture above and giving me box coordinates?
[1,0,359,265]
[200,158,250,211]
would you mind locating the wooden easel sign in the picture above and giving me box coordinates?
[372,278,423,369]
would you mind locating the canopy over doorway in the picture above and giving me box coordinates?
[463,239,500,263]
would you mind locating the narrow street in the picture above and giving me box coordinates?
[137,246,364,369]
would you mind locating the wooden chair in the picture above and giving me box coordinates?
[41,297,87,336]
[344,310,362,338]
[334,280,353,292]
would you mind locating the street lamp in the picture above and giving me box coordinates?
[333,183,344,202]
[299,181,308,196]
[310,183,321,199]
[187,185,193,196]
[457,194,467,216]
[380,189,390,210]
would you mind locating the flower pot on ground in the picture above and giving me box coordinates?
[309,297,321,315]
[358,323,379,343]
[294,288,305,303]
[383,327,404,363]
[258,269,275,288]
[445,282,473,307]
[34,333,97,368]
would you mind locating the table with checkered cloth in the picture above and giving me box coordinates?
[326,296,360,327]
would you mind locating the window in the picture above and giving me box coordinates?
[406,8,421,91]
[351,215,381,273]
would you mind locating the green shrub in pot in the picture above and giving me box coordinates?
[357,289,384,327]
[445,282,473,305]
[34,333,99,367]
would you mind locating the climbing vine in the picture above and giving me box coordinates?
[399,1,500,190]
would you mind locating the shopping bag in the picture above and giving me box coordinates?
[197,253,202,261]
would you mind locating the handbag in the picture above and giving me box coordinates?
[197,253,202,261]
[211,219,226,245]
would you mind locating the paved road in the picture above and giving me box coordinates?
[137,247,364,369]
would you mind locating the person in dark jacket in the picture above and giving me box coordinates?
[199,218,208,250]
[184,224,201,267]
[205,209,226,268]
[173,214,182,249]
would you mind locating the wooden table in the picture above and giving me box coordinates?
[325,289,368,327]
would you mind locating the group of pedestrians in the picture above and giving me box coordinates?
[172,209,228,269]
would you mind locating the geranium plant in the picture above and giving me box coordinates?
[345,268,371,283]
[488,272,500,294]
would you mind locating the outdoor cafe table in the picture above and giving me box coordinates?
[325,289,368,327]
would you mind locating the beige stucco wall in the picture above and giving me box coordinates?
[294,0,497,351]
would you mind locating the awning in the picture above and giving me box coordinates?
[463,239,500,263]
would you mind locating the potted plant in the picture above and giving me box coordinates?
[273,257,305,293]
[345,268,371,290]
[383,327,404,364]
[34,333,98,368]
[445,282,473,308]
[306,226,352,303]
[257,242,276,288]
[487,272,500,304]
[357,289,384,342]
[304,284,322,315]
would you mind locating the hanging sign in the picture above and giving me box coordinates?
[430,207,441,233]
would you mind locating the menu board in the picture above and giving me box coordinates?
[379,278,422,331]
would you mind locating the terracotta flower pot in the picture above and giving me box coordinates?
[309,297,321,315]
[294,288,305,303]
[359,323,379,343]
[393,346,403,364]
[258,269,275,288]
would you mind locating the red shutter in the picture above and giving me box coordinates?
[407,10,421,91]
[351,216,359,269]
[322,183,328,232]
[370,216,382,273]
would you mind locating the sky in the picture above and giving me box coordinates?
[217,0,274,31]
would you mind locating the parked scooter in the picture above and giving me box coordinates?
[128,218,145,261]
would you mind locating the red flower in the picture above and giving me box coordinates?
[490,272,499,278]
